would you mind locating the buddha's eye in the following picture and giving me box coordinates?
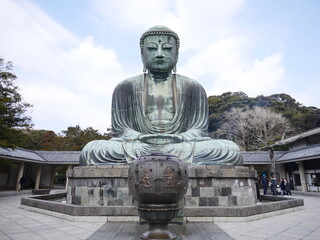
[163,47,172,51]
[147,47,157,51]
[162,44,173,51]
[146,43,158,51]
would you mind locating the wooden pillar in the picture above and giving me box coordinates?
[298,161,307,192]
[15,161,25,191]
[49,165,55,189]
[65,164,73,190]
[279,164,286,179]
[35,164,42,190]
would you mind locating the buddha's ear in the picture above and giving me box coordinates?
[143,64,147,72]
[173,65,177,73]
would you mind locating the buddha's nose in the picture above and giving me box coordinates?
[156,48,164,58]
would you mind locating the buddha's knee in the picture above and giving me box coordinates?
[79,140,110,165]
[193,139,242,166]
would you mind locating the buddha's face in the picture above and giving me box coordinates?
[142,35,178,72]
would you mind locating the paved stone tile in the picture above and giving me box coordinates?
[39,230,79,239]
[303,232,320,240]
[268,236,293,240]
[72,231,94,240]
[53,225,80,231]
[235,236,259,240]
[0,193,104,240]
[1,191,320,240]
[8,232,45,240]
[0,236,12,240]
[278,231,306,239]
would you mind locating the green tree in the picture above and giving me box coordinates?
[208,92,252,133]
[18,129,57,150]
[208,92,320,135]
[0,59,33,148]
[49,125,110,151]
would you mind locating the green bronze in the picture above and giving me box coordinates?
[80,26,243,166]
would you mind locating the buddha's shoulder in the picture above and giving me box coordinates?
[113,75,144,92]
[118,74,144,86]
[175,74,204,88]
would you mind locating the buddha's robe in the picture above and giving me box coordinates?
[79,74,243,166]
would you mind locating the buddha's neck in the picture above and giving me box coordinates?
[148,71,172,83]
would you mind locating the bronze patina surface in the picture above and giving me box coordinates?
[80,26,243,166]
[128,153,188,240]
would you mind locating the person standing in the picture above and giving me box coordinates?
[255,177,261,201]
[270,174,277,196]
[261,174,268,195]
[19,176,26,191]
[280,178,286,195]
[285,179,292,196]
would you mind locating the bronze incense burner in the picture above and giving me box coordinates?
[128,153,188,239]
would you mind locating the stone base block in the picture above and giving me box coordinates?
[66,165,257,207]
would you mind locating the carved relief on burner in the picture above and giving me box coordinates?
[163,166,176,188]
[141,168,152,188]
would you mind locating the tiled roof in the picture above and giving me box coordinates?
[0,147,45,163]
[1,147,318,165]
[277,144,320,163]
[241,151,287,164]
[36,151,80,164]
[0,147,80,164]
[274,127,320,146]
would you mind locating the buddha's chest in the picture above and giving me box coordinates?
[145,79,175,123]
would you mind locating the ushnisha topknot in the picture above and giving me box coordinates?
[140,25,180,54]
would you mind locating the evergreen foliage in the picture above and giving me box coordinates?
[18,125,111,151]
[0,59,33,148]
[208,92,320,135]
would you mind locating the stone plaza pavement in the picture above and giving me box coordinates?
[0,190,319,240]
[216,192,320,240]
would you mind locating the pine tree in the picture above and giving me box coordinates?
[0,58,33,148]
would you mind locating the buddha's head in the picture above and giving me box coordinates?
[140,26,180,73]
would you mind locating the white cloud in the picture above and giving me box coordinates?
[90,0,285,99]
[0,0,124,133]
[2,0,306,134]
[91,0,172,31]
[180,35,285,96]
[91,0,247,50]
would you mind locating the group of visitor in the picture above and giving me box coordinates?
[279,178,292,196]
[260,174,292,196]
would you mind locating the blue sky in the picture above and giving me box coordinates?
[1,0,319,133]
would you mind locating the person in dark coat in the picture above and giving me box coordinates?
[261,174,268,195]
[19,176,26,191]
[270,174,277,196]
[280,178,286,195]
[285,179,292,196]
[255,177,261,201]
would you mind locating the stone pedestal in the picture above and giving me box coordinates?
[66,165,257,207]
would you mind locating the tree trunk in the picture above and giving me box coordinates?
[269,147,275,175]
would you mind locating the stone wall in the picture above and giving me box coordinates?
[66,165,257,207]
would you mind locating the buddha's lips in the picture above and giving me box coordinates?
[154,60,165,64]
